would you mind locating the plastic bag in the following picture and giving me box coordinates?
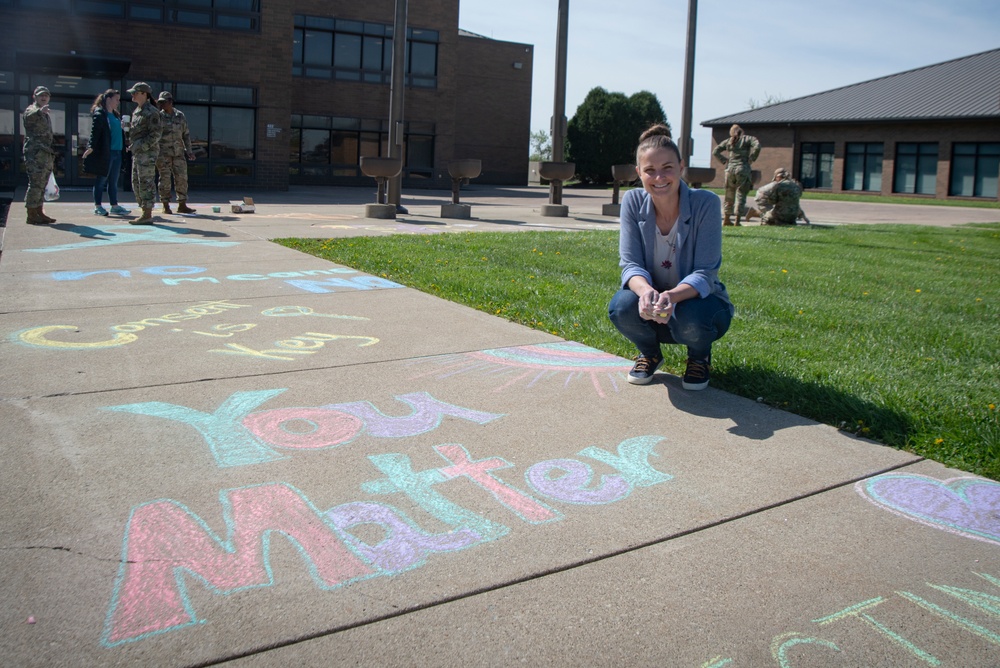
[44,172,60,201]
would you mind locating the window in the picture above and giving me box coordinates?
[183,105,208,159]
[146,82,255,182]
[949,142,1000,198]
[844,142,883,191]
[14,0,259,30]
[304,31,332,66]
[78,0,125,16]
[799,142,834,189]
[289,114,434,182]
[335,33,363,71]
[893,143,938,195]
[293,15,439,88]
[210,107,254,159]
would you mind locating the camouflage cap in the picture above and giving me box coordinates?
[33,85,50,97]
[157,91,173,102]
[127,82,152,95]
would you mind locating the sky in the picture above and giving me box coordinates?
[457,0,1000,166]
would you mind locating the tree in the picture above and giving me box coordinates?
[565,87,668,184]
[746,92,787,110]
[529,129,552,162]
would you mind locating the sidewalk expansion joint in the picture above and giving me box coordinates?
[189,457,924,668]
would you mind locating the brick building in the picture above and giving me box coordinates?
[702,48,1000,202]
[0,0,534,192]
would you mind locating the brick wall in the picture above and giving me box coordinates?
[0,0,531,190]
[452,36,533,185]
[706,120,1000,201]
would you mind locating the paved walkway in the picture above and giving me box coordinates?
[1,186,998,667]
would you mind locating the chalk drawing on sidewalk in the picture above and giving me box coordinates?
[704,569,1000,666]
[45,266,404,294]
[24,224,241,253]
[408,342,632,398]
[103,390,505,468]
[856,473,1000,546]
[101,435,672,646]
[10,302,378,358]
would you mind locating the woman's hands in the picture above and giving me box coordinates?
[639,289,674,324]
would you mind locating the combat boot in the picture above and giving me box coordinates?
[745,207,760,222]
[38,205,57,223]
[131,207,155,225]
[176,201,196,214]
[161,201,173,214]
[26,207,53,225]
[723,213,733,226]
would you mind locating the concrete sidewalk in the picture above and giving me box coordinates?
[1,187,998,667]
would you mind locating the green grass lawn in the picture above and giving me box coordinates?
[274,223,1000,480]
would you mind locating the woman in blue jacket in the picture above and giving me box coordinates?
[608,124,734,390]
[82,89,130,216]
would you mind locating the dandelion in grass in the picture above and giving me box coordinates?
[935,438,945,445]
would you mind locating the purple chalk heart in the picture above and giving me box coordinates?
[856,474,1000,546]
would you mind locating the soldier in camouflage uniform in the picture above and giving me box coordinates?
[126,82,162,225]
[712,124,760,226]
[22,85,57,225]
[156,91,196,214]
[754,168,809,226]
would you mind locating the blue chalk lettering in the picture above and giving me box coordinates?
[142,266,207,276]
[361,452,508,541]
[103,389,288,467]
[578,435,672,487]
[284,276,405,294]
[52,269,131,281]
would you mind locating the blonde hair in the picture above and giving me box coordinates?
[635,124,680,163]
[729,124,743,139]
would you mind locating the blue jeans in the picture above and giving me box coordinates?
[94,150,122,207]
[608,289,732,361]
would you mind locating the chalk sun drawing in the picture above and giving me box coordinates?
[856,473,1000,546]
[408,342,633,398]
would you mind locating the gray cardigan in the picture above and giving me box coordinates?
[618,181,733,313]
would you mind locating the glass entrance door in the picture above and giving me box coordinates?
[71,101,97,187]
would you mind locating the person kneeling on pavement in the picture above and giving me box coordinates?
[750,167,810,225]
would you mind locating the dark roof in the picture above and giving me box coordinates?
[703,48,1000,127]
